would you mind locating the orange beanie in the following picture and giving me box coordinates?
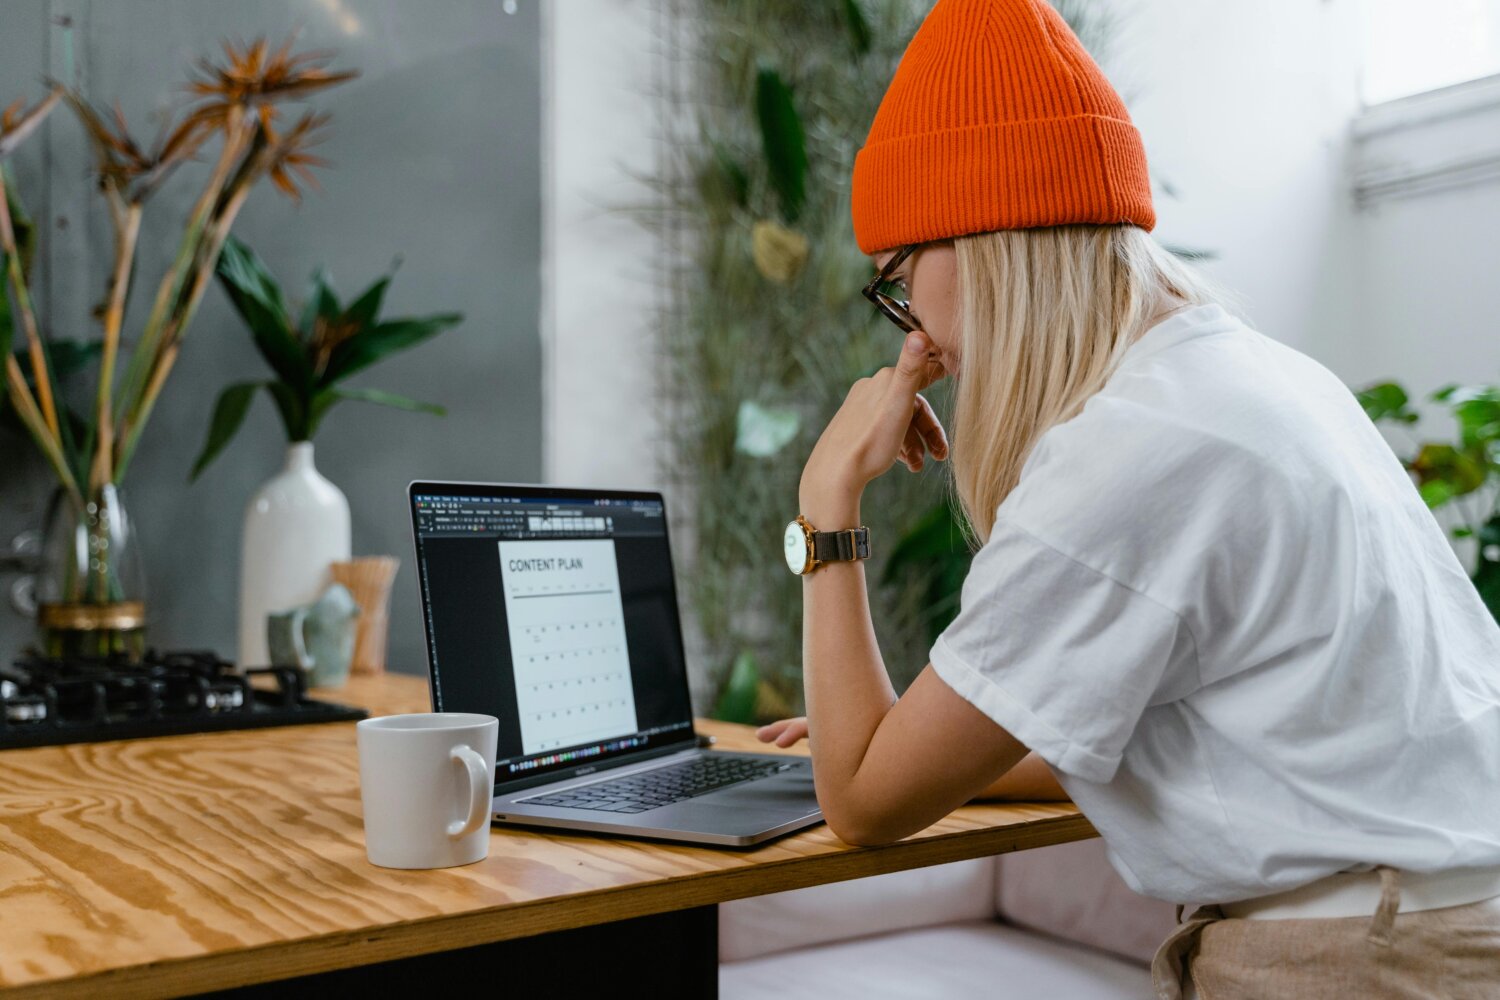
[851,0,1154,254]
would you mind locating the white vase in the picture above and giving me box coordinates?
[238,441,351,668]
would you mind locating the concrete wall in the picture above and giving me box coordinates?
[0,0,542,673]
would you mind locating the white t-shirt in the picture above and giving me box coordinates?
[929,302,1500,905]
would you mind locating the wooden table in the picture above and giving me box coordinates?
[0,672,1095,998]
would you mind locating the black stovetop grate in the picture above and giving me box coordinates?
[0,648,367,750]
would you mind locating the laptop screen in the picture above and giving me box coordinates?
[408,482,697,787]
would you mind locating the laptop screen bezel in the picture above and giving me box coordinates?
[406,479,701,792]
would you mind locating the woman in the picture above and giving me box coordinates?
[756,0,1500,996]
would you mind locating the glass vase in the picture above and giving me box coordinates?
[34,483,148,662]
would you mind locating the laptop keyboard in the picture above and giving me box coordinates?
[516,755,799,813]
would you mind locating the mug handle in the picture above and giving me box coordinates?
[290,607,316,670]
[447,744,492,839]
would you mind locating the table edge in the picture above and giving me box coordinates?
[3,813,1097,999]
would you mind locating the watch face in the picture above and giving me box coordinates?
[784,520,809,574]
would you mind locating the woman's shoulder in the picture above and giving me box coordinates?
[999,340,1332,574]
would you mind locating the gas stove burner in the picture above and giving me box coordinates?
[0,647,367,750]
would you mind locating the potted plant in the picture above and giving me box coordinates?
[1358,380,1500,623]
[194,233,461,667]
[0,39,353,660]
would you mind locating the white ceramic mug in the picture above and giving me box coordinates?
[356,712,499,869]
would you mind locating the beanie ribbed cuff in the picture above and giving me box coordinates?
[851,114,1156,254]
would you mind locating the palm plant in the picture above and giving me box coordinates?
[191,235,461,478]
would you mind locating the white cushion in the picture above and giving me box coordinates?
[718,858,997,962]
[994,839,1177,966]
[719,919,1153,999]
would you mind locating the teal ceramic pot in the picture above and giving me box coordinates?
[266,582,361,688]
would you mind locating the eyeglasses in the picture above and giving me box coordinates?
[862,243,920,333]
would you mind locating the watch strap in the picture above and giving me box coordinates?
[811,527,870,562]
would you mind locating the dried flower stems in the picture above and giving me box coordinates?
[0,89,76,495]
[0,38,353,501]
[112,106,262,483]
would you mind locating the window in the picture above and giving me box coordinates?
[1359,0,1500,105]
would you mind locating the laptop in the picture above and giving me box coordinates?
[407,480,823,847]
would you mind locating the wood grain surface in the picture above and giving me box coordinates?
[0,673,1094,998]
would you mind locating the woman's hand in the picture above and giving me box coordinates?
[800,331,949,507]
[755,716,809,747]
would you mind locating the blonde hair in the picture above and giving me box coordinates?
[944,224,1225,549]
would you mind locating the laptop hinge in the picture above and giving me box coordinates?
[491,736,700,796]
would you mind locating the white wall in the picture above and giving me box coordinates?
[1347,76,1500,399]
[1117,0,1363,366]
[542,0,666,492]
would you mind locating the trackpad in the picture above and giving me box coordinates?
[701,771,820,814]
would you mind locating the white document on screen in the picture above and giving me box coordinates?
[498,538,640,754]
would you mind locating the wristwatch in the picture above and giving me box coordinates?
[783,514,870,575]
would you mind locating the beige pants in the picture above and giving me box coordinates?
[1151,868,1500,999]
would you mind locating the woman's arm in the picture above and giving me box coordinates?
[794,331,1034,845]
[972,751,1070,801]
[756,719,1069,804]
[797,528,1031,843]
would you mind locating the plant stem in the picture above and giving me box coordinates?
[5,355,81,502]
[114,129,273,482]
[113,106,251,448]
[0,169,61,442]
[91,194,142,492]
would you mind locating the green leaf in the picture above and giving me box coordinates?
[336,385,445,414]
[2,341,101,443]
[306,385,446,440]
[1418,479,1455,508]
[842,0,871,55]
[879,499,976,644]
[215,235,313,390]
[1471,514,1500,625]
[712,651,760,724]
[306,388,341,440]
[41,339,104,379]
[880,501,969,584]
[263,380,308,441]
[190,381,261,481]
[298,265,341,337]
[755,67,807,224]
[708,141,750,209]
[337,385,445,415]
[322,313,463,384]
[1451,394,1500,451]
[3,173,37,282]
[733,399,799,457]
[1472,556,1500,627]
[342,274,391,333]
[1409,442,1485,507]
[1354,381,1418,425]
